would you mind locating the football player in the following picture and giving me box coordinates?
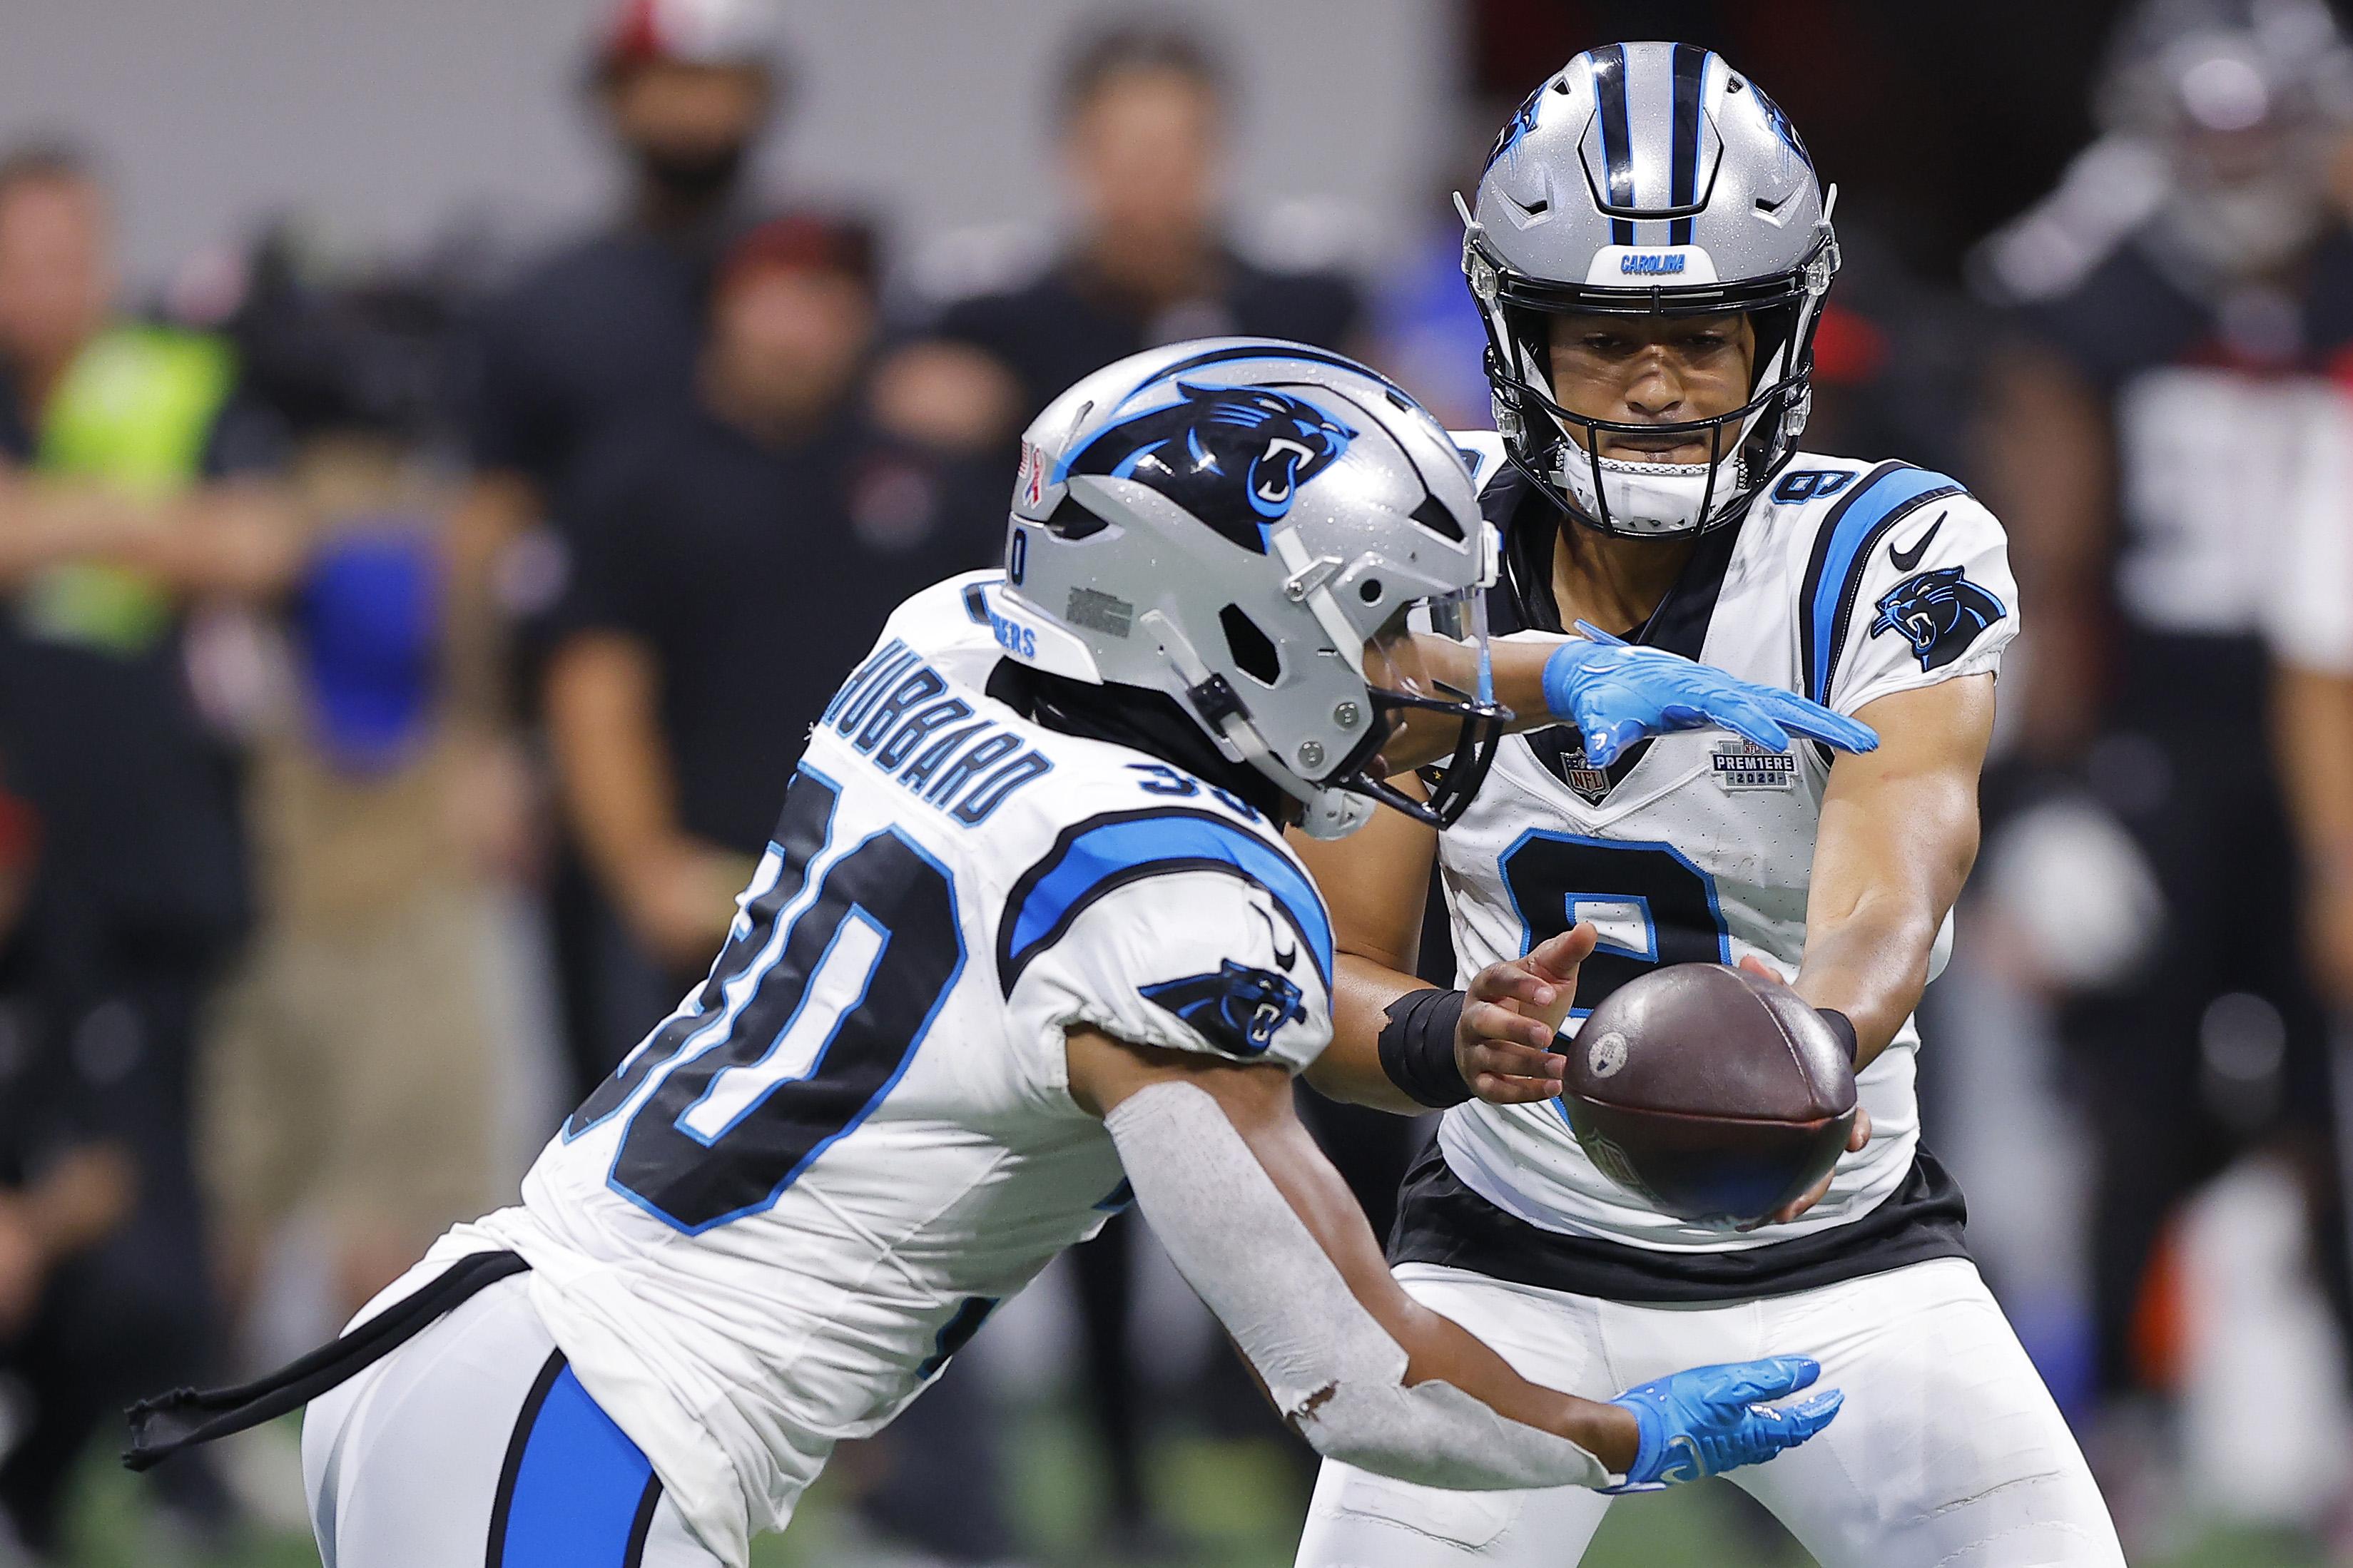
[123,343,1867,1567]
[1288,46,2128,1568]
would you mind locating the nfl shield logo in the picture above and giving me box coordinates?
[1556,739,1612,805]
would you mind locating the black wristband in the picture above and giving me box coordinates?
[1816,1007,1859,1065]
[1377,988,1473,1109]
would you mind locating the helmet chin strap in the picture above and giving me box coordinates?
[1296,789,1378,840]
[1270,528,1369,676]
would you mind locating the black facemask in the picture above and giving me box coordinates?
[635,141,749,207]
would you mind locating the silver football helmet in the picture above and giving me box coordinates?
[1464,43,1838,539]
[984,338,1508,838]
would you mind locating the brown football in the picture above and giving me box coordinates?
[1558,963,1856,1226]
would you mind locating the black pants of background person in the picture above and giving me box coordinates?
[546,842,677,1103]
[0,962,234,1554]
[2060,633,2353,1400]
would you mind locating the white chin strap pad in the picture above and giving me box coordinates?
[1557,452,1742,536]
[1102,1081,1612,1491]
[1297,788,1376,840]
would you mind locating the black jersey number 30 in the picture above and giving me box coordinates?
[570,767,965,1233]
[1495,831,1730,1019]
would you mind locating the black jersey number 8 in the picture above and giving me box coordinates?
[576,767,965,1233]
[1496,830,1730,1020]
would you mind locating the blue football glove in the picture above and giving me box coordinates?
[1540,623,1879,768]
[1603,1355,1844,1492]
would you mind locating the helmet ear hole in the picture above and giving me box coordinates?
[1219,604,1283,686]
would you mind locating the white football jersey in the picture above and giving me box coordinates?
[427,574,1333,1563]
[1428,436,2016,1262]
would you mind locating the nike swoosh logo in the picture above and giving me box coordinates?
[1252,902,1299,972]
[1889,513,1943,572]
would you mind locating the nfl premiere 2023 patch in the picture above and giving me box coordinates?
[1712,738,1796,792]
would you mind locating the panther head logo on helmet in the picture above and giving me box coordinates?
[1062,382,1356,553]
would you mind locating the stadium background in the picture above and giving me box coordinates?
[0,1,2340,1565]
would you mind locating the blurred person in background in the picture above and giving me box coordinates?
[1975,0,2353,1487]
[469,0,783,527]
[0,750,136,1564]
[545,212,998,995]
[463,0,786,1101]
[877,31,1391,1543]
[194,235,514,1348]
[541,213,1007,1562]
[1365,100,1535,432]
[2271,402,2353,1018]
[0,143,303,1557]
[876,21,1364,458]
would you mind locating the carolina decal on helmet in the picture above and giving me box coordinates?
[1062,382,1357,554]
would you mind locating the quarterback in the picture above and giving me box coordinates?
[122,345,1869,1567]
[1290,44,2126,1568]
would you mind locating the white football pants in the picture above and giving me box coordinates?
[301,1271,724,1568]
[1294,1258,2123,1568]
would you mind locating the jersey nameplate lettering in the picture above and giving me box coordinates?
[818,637,1054,826]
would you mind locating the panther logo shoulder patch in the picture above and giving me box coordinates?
[1062,382,1356,554]
[1869,565,2005,671]
[1139,959,1308,1057]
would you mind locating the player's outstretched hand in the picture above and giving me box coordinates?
[1601,1355,1844,1492]
[1543,624,1879,768]
[1455,925,1595,1104]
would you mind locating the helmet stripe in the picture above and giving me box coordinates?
[1668,44,1709,246]
[1589,44,1637,246]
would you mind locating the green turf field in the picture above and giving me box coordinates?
[45,1408,2336,1568]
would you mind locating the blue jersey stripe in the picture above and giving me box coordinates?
[492,1360,659,1566]
[999,810,1333,993]
[1802,465,1964,705]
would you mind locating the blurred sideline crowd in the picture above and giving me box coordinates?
[9,0,2353,1562]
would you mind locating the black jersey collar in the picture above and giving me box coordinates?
[1482,462,1740,655]
[1480,455,1744,800]
[985,659,1291,822]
